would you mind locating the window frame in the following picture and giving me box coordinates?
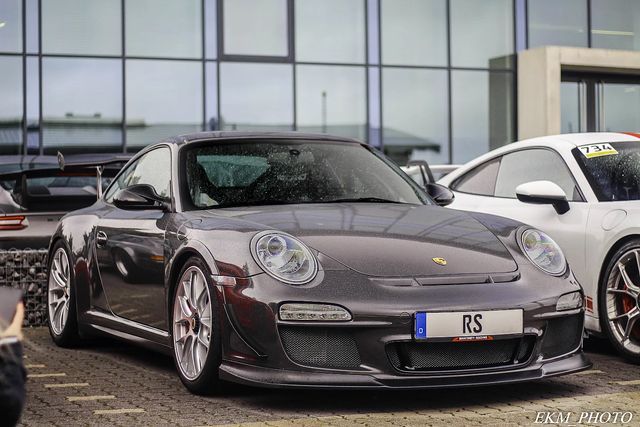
[452,146,586,202]
[217,0,294,63]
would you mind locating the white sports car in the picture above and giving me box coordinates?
[438,132,640,363]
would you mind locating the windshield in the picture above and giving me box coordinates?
[573,141,640,201]
[183,141,430,209]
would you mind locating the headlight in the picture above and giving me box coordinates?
[520,229,567,276]
[252,232,318,284]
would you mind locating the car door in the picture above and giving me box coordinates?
[448,148,590,284]
[95,147,172,330]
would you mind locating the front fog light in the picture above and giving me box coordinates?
[556,292,583,311]
[279,303,352,321]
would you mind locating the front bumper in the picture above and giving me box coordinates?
[219,352,591,389]
[217,264,590,389]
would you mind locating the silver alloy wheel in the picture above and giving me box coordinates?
[48,247,71,336]
[606,249,640,355]
[173,266,213,381]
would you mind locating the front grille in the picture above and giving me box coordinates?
[279,326,361,369]
[541,314,583,359]
[388,336,536,371]
[0,249,49,326]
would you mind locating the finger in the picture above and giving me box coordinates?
[12,302,25,327]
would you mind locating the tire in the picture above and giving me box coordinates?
[599,239,640,364]
[47,241,80,347]
[171,257,222,395]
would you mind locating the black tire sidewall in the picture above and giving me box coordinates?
[171,257,222,395]
[47,240,79,347]
[599,240,640,364]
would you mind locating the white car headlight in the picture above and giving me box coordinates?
[252,232,318,285]
[520,229,567,276]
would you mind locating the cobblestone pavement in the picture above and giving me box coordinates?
[17,328,640,426]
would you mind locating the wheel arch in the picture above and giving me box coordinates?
[599,234,640,291]
[166,241,220,324]
[596,234,640,325]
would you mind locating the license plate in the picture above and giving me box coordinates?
[414,309,523,340]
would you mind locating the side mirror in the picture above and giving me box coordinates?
[426,183,455,207]
[516,180,570,215]
[112,184,170,211]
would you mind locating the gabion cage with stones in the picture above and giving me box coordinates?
[0,249,49,327]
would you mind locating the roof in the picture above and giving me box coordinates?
[463,132,640,161]
[514,132,640,150]
[166,131,364,145]
[438,132,640,186]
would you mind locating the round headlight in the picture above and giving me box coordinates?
[253,232,317,284]
[520,229,567,276]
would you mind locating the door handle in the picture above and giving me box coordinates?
[96,231,108,247]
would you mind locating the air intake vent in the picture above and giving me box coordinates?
[542,314,583,359]
[279,326,361,369]
[387,336,536,371]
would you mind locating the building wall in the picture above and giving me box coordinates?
[0,0,639,164]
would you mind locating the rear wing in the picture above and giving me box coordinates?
[0,153,132,199]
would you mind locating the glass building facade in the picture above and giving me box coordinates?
[0,0,636,164]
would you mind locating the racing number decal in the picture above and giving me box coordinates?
[578,143,618,158]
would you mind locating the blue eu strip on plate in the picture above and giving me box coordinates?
[415,312,427,339]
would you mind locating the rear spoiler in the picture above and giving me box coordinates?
[0,153,132,199]
[57,152,132,198]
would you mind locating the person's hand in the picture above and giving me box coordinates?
[0,303,24,341]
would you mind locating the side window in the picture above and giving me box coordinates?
[452,158,501,196]
[105,147,172,203]
[494,149,581,201]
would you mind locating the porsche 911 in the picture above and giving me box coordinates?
[46,132,590,394]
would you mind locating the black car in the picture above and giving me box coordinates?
[47,132,590,394]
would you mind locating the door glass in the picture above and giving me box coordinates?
[494,149,580,201]
[106,147,171,202]
[452,158,501,196]
[601,83,640,132]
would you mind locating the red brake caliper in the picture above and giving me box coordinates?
[620,280,640,339]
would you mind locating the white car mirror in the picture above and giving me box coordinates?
[515,180,570,215]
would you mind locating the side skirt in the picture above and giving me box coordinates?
[83,310,173,355]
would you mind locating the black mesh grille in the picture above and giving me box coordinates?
[279,326,361,369]
[0,249,48,326]
[541,314,583,359]
[388,336,536,371]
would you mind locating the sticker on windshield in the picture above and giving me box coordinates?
[578,143,618,158]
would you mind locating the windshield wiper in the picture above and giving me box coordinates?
[322,197,406,204]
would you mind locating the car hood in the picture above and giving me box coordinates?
[202,203,518,277]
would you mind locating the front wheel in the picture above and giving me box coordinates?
[47,242,80,347]
[172,257,222,394]
[599,240,640,364]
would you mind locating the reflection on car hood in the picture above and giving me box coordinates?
[204,203,517,277]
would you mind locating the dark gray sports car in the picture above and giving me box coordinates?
[47,132,591,394]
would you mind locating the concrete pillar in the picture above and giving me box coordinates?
[517,46,640,140]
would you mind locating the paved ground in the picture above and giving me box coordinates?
[17,328,640,426]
